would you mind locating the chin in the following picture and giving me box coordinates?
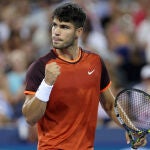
[53,45,61,49]
[53,45,67,50]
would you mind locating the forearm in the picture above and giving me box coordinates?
[23,79,54,125]
[101,87,123,128]
[107,107,123,128]
[22,96,47,126]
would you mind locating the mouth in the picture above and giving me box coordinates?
[52,37,62,43]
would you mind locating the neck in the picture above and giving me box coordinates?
[55,45,79,60]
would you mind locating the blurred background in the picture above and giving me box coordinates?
[0,0,150,149]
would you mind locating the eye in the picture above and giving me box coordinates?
[51,22,57,27]
[52,23,56,27]
[61,25,70,29]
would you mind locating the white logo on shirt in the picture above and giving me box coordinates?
[88,69,95,75]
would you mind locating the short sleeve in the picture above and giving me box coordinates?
[100,58,111,91]
[24,60,45,94]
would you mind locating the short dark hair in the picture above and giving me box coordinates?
[52,2,86,28]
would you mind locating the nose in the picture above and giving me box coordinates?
[53,27,61,35]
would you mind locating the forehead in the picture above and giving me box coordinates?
[53,18,75,27]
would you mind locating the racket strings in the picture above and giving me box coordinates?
[117,90,150,131]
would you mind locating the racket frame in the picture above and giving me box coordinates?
[114,88,150,149]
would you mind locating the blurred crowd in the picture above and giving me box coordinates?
[0,0,150,143]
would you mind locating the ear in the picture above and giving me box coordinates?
[76,27,83,38]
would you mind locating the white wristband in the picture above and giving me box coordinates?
[35,79,53,102]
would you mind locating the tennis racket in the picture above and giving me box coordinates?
[114,88,150,149]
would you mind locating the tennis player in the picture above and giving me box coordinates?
[22,2,146,150]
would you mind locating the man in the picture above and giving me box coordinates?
[22,2,146,150]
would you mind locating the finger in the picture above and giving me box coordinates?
[133,137,147,148]
[125,132,130,144]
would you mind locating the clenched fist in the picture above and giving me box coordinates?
[44,62,61,85]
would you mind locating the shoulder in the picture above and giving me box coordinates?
[26,50,56,77]
[81,48,101,59]
[24,50,57,92]
[36,49,57,66]
[81,48,104,64]
[28,50,56,71]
